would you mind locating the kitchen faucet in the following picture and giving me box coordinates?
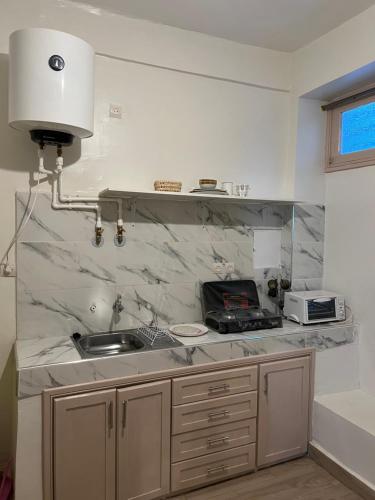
[113,294,124,314]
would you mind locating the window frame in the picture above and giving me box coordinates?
[326,94,375,172]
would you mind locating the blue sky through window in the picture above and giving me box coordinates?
[341,102,375,154]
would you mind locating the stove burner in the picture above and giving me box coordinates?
[202,280,283,334]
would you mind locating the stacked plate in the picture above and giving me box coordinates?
[189,188,228,195]
[169,324,208,337]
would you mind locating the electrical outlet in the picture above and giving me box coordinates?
[109,103,122,118]
[225,262,235,273]
[213,262,225,273]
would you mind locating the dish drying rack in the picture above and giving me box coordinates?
[137,325,179,346]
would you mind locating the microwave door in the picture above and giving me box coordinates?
[307,297,336,321]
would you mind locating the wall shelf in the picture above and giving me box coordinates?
[100,189,300,205]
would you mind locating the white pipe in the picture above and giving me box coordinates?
[55,158,124,228]
[96,205,102,229]
[51,175,99,214]
[52,176,103,243]
[40,151,124,244]
[38,147,54,175]
[117,198,123,227]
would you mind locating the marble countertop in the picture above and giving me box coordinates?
[15,319,358,399]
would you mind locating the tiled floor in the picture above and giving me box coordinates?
[171,457,362,499]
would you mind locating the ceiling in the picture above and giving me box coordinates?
[70,0,375,52]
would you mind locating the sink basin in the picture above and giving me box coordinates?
[72,331,147,358]
[71,328,184,359]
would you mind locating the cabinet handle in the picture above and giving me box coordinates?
[108,401,113,430]
[207,436,229,447]
[208,383,230,393]
[208,410,230,420]
[264,373,269,395]
[122,401,127,429]
[207,465,228,476]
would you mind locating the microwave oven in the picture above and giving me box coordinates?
[284,290,345,325]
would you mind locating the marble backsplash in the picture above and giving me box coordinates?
[291,204,325,291]
[16,192,323,339]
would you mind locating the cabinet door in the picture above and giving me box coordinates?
[53,389,116,500]
[257,356,310,467]
[117,381,171,500]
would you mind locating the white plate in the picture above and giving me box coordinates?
[169,323,208,337]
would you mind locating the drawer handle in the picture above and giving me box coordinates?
[207,436,229,447]
[208,410,230,420]
[208,384,230,393]
[207,465,228,476]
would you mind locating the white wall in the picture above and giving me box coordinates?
[0,0,294,465]
[293,4,375,97]
[293,10,375,398]
[286,95,327,206]
[81,54,291,195]
[292,5,375,399]
[291,9,375,489]
[0,0,292,91]
[293,98,326,204]
[324,168,375,397]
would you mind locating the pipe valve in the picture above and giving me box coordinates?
[95,226,104,246]
[116,224,125,245]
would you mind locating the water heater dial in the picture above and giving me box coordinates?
[48,54,65,71]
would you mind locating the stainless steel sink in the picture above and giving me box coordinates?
[71,328,183,359]
[72,331,147,358]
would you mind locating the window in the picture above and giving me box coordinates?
[325,92,375,172]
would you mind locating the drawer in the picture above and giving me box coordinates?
[172,392,257,435]
[172,418,256,463]
[173,366,257,405]
[171,444,256,493]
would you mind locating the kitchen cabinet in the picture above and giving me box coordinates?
[117,381,171,500]
[170,368,258,493]
[49,353,312,500]
[257,356,311,467]
[53,389,116,500]
[53,382,170,500]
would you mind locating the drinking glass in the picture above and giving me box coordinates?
[236,184,249,197]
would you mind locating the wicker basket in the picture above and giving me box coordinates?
[154,180,182,192]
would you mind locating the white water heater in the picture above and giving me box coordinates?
[8,28,94,146]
